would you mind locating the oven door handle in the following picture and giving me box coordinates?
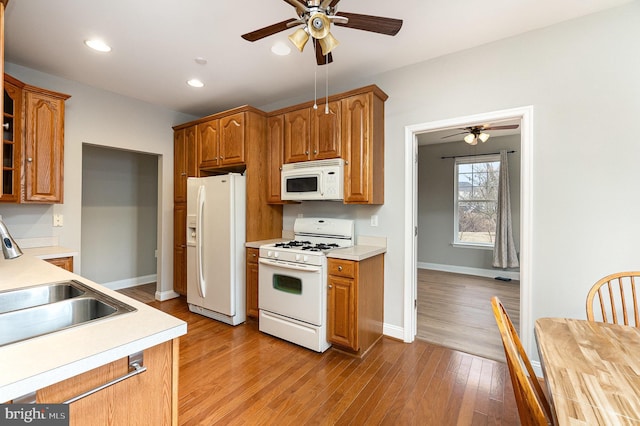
[258,258,322,273]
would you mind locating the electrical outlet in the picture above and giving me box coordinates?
[370,215,379,227]
[53,214,64,227]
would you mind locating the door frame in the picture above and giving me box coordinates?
[403,105,534,351]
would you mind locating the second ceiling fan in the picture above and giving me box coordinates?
[442,124,520,146]
[241,0,403,65]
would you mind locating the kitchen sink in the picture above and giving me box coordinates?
[0,281,86,314]
[0,281,137,346]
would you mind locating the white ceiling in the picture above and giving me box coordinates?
[3,0,632,117]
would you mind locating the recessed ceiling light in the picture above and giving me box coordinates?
[271,41,291,56]
[187,79,204,88]
[194,57,208,65]
[84,39,112,53]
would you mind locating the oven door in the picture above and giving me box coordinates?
[258,257,324,326]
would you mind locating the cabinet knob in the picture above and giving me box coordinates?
[2,122,9,130]
[345,161,349,165]
[328,284,332,289]
[251,253,256,258]
[313,150,317,154]
[305,151,309,155]
[27,157,33,163]
[337,266,343,271]
[181,172,186,176]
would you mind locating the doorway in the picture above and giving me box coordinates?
[81,144,159,293]
[403,106,534,354]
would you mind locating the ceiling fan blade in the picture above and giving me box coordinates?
[283,0,309,13]
[442,132,467,139]
[483,125,519,130]
[314,41,333,65]
[241,18,300,42]
[334,12,403,36]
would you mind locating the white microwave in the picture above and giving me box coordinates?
[281,158,344,201]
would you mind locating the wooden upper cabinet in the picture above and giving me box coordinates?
[1,76,22,202]
[196,111,245,169]
[198,119,219,169]
[342,91,385,205]
[174,125,197,203]
[283,108,311,163]
[283,103,341,164]
[266,115,284,204]
[312,101,341,160]
[219,112,245,166]
[22,86,70,203]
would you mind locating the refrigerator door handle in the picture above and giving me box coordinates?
[196,184,206,298]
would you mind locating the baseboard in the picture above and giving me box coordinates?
[418,262,520,281]
[383,323,406,341]
[156,290,181,301]
[101,274,157,291]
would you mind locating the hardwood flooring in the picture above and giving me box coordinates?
[116,282,156,304]
[115,285,519,425]
[416,269,520,363]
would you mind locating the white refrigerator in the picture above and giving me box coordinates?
[186,174,246,326]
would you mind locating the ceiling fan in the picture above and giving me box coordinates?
[241,0,403,65]
[442,124,520,146]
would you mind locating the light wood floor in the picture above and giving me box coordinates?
[416,269,520,363]
[120,285,519,425]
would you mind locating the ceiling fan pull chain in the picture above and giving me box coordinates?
[325,55,329,114]
[313,40,319,110]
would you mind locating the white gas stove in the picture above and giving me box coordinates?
[258,218,354,352]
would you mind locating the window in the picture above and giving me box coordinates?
[454,155,500,247]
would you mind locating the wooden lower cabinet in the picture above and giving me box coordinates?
[44,256,73,272]
[327,254,384,357]
[35,340,179,426]
[173,203,187,295]
[246,248,259,319]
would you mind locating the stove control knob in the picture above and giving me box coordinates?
[267,250,273,257]
[273,252,279,258]
[295,254,301,261]
[303,255,309,262]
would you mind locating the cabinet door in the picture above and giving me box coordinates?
[22,90,65,203]
[312,101,341,160]
[1,80,22,202]
[246,248,259,318]
[219,112,245,166]
[173,129,187,203]
[198,119,219,169]
[185,125,198,177]
[266,115,284,203]
[173,203,187,295]
[327,274,358,351]
[36,341,175,426]
[341,93,370,204]
[283,108,311,163]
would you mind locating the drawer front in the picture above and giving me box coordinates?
[328,259,355,278]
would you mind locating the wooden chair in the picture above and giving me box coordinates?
[586,271,640,326]
[491,296,553,426]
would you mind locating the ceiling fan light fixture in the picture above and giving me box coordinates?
[464,133,477,145]
[288,27,310,52]
[479,132,490,143]
[308,13,330,39]
[318,32,339,55]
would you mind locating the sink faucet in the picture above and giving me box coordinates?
[0,219,23,259]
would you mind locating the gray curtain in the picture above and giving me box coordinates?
[493,149,519,268]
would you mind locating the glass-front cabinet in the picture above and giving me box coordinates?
[1,75,22,202]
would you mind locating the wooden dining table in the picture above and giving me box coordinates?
[535,317,640,425]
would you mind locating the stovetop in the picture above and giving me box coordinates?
[272,240,341,252]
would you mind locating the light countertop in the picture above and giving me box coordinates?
[22,245,78,260]
[0,254,187,402]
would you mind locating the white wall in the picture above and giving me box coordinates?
[0,63,197,296]
[280,2,640,358]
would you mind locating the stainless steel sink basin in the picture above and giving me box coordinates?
[0,281,85,314]
[0,281,137,346]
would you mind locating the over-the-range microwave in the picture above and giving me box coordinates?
[281,158,344,201]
